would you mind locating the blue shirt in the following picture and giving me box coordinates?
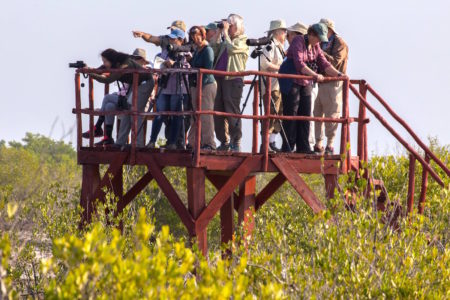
[191,45,216,86]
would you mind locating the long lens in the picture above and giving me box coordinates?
[246,36,271,47]
[217,23,224,29]
[167,44,194,53]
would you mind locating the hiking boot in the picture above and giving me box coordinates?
[146,142,156,149]
[313,145,325,155]
[217,143,231,151]
[230,144,241,152]
[82,126,103,139]
[325,146,334,155]
[166,143,177,150]
[269,142,281,153]
[94,136,114,146]
[201,145,215,151]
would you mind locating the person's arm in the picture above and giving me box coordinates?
[323,38,348,69]
[316,45,346,78]
[132,30,162,46]
[221,22,248,55]
[89,64,127,84]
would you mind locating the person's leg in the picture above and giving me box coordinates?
[295,85,312,153]
[136,81,153,147]
[187,87,198,147]
[223,79,244,149]
[213,78,229,146]
[314,84,326,149]
[201,82,217,149]
[324,81,343,150]
[167,94,183,146]
[281,85,300,152]
[309,85,318,149]
[149,94,170,144]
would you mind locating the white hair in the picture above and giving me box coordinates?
[228,13,245,36]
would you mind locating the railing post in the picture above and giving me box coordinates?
[407,153,416,215]
[262,78,271,171]
[252,81,259,154]
[357,81,367,163]
[131,72,139,164]
[75,73,82,151]
[88,77,95,147]
[194,71,203,167]
[418,154,430,214]
[104,83,109,95]
[340,79,350,173]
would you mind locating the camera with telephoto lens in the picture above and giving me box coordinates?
[68,60,86,68]
[246,36,272,47]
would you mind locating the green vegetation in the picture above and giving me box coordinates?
[0,133,449,299]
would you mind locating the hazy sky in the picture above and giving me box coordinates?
[1,0,448,154]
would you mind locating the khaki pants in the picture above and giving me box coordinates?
[264,90,283,134]
[188,82,217,148]
[313,81,343,148]
[214,78,244,145]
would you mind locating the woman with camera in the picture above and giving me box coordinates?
[147,29,191,150]
[83,48,154,146]
[210,14,249,152]
[186,26,217,151]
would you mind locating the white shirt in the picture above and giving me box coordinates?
[260,38,285,92]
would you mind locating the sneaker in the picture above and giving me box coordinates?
[230,144,241,152]
[186,144,193,151]
[82,126,103,139]
[94,136,114,146]
[325,146,334,155]
[201,145,214,151]
[313,145,325,155]
[217,143,231,151]
[166,143,177,150]
[146,142,156,149]
[269,142,281,153]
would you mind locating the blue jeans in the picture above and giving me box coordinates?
[150,93,185,145]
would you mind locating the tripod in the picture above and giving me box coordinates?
[237,44,291,152]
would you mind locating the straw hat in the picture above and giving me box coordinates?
[266,19,287,33]
[167,20,186,32]
[319,18,338,34]
[286,22,308,35]
[131,48,149,64]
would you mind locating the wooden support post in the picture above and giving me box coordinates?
[220,195,234,255]
[75,74,82,151]
[131,72,139,165]
[88,77,95,147]
[79,164,100,228]
[238,176,256,245]
[407,154,416,215]
[111,165,123,202]
[187,168,207,255]
[418,155,430,214]
[324,174,338,200]
[252,81,259,154]
[357,82,367,163]
[340,79,350,173]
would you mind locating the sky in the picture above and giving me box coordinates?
[0,0,449,154]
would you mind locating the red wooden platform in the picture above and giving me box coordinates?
[73,68,449,255]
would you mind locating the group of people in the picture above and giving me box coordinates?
[83,14,348,155]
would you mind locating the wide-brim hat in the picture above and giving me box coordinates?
[265,19,287,33]
[131,48,149,64]
[167,20,186,32]
[286,22,308,35]
[319,18,338,34]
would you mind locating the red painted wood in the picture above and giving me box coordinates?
[255,173,286,210]
[238,176,256,244]
[145,155,195,234]
[75,74,82,151]
[357,82,367,162]
[407,154,416,215]
[252,81,259,154]
[131,73,139,164]
[367,84,450,177]
[187,168,207,255]
[418,155,430,214]
[79,164,100,228]
[205,173,240,209]
[88,77,95,147]
[324,174,338,200]
[272,157,326,213]
[344,80,351,172]
[116,171,153,213]
[349,84,444,187]
[194,72,203,167]
[196,157,261,232]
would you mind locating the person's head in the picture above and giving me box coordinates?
[205,22,218,42]
[167,20,187,32]
[131,48,149,66]
[227,14,244,38]
[286,22,308,44]
[267,19,287,44]
[307,23,328,46]
[189,26,207,47]
[167,28,185,46]
[100,48,129,68]
[319,18,337,38]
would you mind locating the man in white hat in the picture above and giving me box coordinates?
[313,18,349,155]
[260,19,287,152]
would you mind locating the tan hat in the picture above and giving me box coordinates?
[320,18,338,34]
[286,22,308,35]
[167,20,186,32]
[131,48,149,64]
[266,19,287,33]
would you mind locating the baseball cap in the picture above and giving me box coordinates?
[311,23,328,43]
[167,28,186,40]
